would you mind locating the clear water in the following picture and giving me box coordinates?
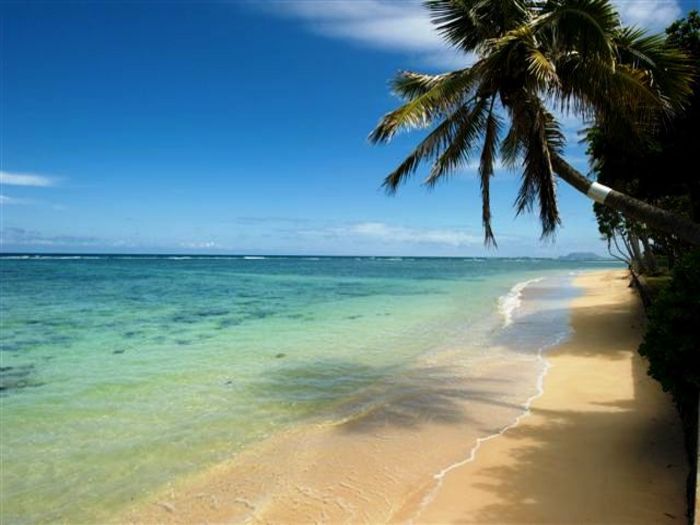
[0,255,620,523]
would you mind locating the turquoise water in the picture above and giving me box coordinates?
[0,255,619,523]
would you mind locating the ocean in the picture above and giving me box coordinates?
[0,255,620,523]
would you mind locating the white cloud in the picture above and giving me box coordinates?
[309,221,482,247]
[0,171,58,187]
[266,0,682,68]
[613,0,682,30]
[262,0,473,69]
[179,241,221,249]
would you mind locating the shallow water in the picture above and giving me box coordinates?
[0,255,619,523]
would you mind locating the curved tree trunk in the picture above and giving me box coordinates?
[551,155,700,245]
[627,230,646,274]
[640,235,659,274]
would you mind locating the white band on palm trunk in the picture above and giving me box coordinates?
[587,182,612,204]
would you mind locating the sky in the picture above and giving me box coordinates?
[0,0,693,256]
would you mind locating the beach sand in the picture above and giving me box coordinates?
[124,270,687,524]
[408,270,688,523]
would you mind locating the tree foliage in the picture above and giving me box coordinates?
[586,11,699,271]
[370,0,694,245]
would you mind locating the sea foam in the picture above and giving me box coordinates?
[497,278,544,327]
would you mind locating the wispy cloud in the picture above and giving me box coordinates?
[0,227,101,247]
[0,171,59,187]
[352,222,481,245]
[179,241,222,250]
[302,221,483,247]
[0,194,33,205]
[0,227,230,252]
[613,0,682,30]
[262,0,473,69]
[261,0,682,70]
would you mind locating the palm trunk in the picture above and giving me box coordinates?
[640,236,658,274]
[551,155,700,245]
[627,230,646,274]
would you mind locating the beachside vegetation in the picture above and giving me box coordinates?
[587,11,700,274]
[640,249,700,421]
[587,11,700,517]
[370,0,700,246]
[639,248,700,513]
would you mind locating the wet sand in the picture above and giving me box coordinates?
[122,355,543,524]
[411,270,688,523]
[123,270,687,524]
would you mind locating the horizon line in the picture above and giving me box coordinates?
[0,251,613,260]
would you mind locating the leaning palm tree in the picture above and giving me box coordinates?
[370,0,700,245]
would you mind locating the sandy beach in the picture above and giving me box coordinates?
[123,270,688,524]
[410,270,688,523]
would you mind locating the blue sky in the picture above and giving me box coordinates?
[0,0,691,256]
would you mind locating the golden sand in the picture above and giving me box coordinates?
[410,270,688,523]
[123,270,687,524]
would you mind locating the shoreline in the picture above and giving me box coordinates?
[410,269,687,523]
[413,330,557,519]
[120,269,687,524]
[120,272,568,524]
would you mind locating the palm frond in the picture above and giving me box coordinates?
[426,0,529,52]
[381,104,472,193]
[500,121,523,167]
[614,26,694,113]
[369,67,479,143]
[536,0,619,61]
[511,97,563,237]
[424,96,489,187]
[554,52,665,122]
[391,71,450,100]
[479,96,502,246]
[526,46,559,87]
[425,0,483,52]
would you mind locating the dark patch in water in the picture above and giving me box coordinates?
[175,339,192,346]
[336,290,373,298]
[246,309,273,320]
[170,314,198,324]
[285,313,304,320]
[45,334,73,346]
[0,364,42,393]
[275,353,286,359]
[217,318,241,329]
[346,315,361,320]
[113,349,126,354]
[194,308,229,318]
[123,330,141,338]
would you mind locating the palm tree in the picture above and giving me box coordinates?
[370,0,700,245]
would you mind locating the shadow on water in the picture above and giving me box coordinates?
[331,284,645,439]
[248,359,526,434]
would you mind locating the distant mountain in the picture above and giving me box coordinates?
[558,252,608,261]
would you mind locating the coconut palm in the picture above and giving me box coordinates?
[370,0,700,245]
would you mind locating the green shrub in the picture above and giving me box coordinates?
[639,249,700,520]
[640,250,700,400]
